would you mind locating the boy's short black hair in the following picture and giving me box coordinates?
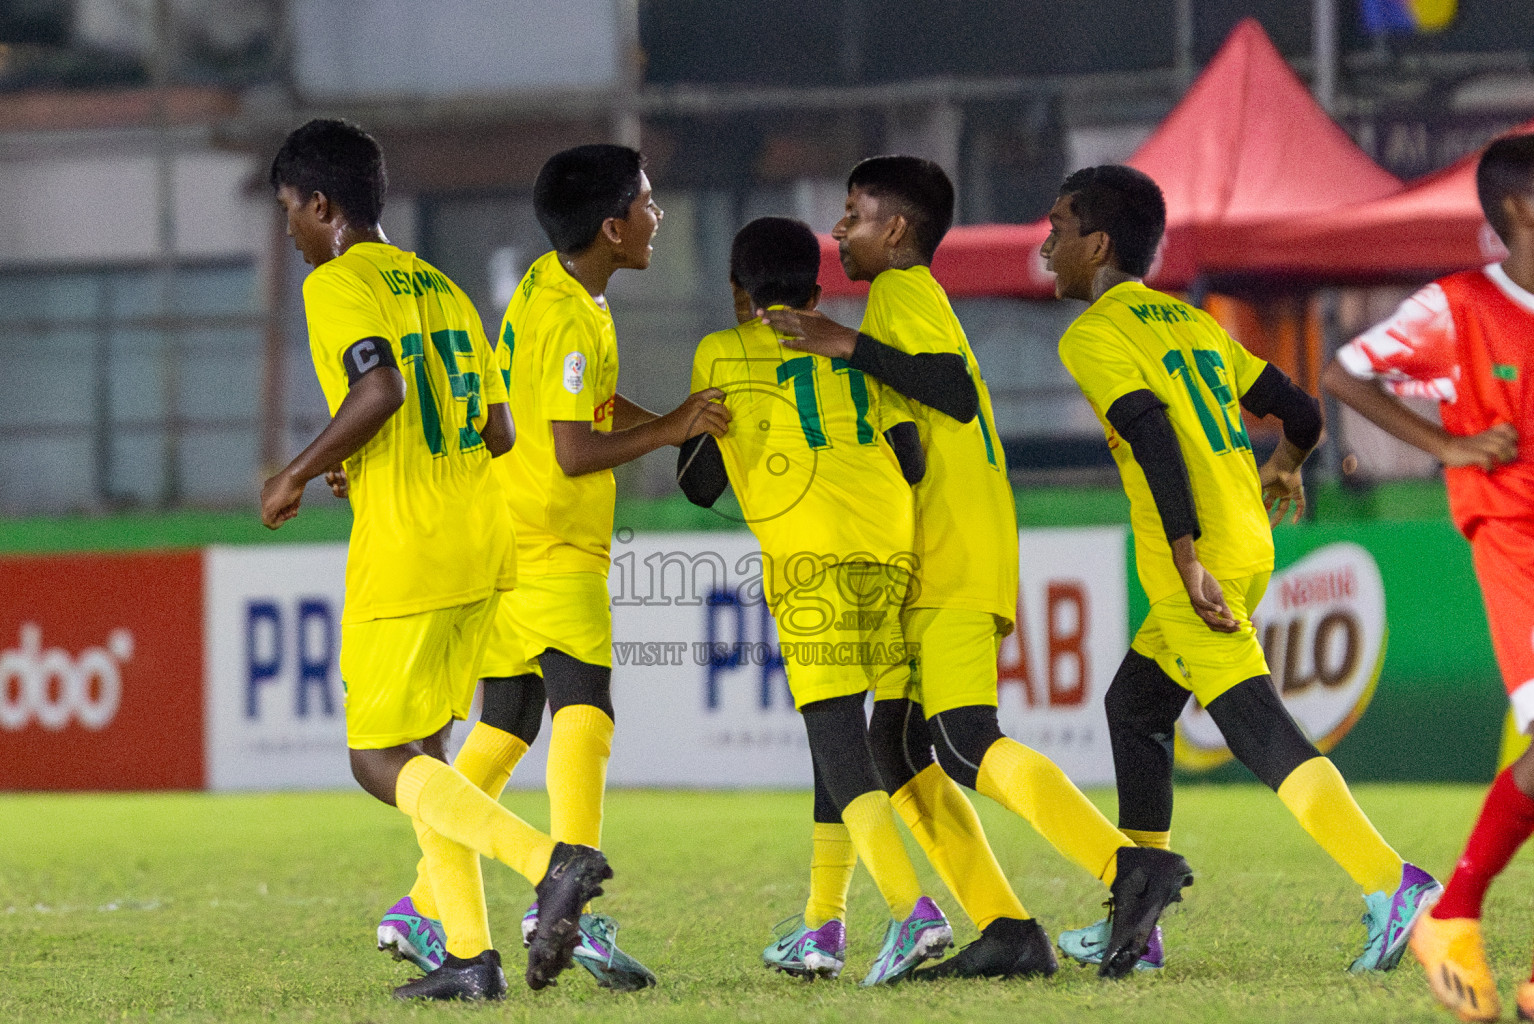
[1058,165,1166,278]
[534,144,645,254]
[730,217,821,310]
[269,119,386,226]
[847,155,954,262]
[1477,133,1534,244]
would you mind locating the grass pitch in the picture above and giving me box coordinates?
[0,783,1521,1023]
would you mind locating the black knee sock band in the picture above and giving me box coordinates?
[1104,650,1189,834]
[811,754,840,824]
[928,705,1004,790]
[801,692,884,813]
[868,698,934,794]
[540,648,615,721]
[479,674,547,746]
[1205,675,1321,791]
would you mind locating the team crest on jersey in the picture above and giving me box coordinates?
[564,351,587,394]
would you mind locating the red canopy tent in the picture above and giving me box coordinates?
[1197,122,1531,283]
[818,18,1403,299]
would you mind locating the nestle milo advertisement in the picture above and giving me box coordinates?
[1151,520,1505,783]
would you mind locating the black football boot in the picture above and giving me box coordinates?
[392,949,508,1000]
[525,842,614,991]
[1100,846,1193,979]
[913,917,1059,980]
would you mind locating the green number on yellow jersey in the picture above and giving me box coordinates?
[1162,348,1251,454]
[776,356,881,450]
[400,329,486,456]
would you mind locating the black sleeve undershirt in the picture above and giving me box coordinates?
[885,421,925,485]
[846,333,978,423]
[676,434,728,508]
[1106,389,1201,543]
[1239,363,1323,451]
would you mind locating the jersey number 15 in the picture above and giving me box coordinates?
[400,329,484,456]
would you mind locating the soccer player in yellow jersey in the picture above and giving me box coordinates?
[679,215,958,984]
[261,120,613,999]
[1042,163,1441,973]
[696,219,1050,983]
[384,144,727,991]
[762,156,1191,979]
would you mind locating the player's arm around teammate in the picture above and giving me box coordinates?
[1321,134,1534,1022]
[1046,164,1439,976]
[769,159,1193,980]
[263,120,612,1000]
[681,217,963,985]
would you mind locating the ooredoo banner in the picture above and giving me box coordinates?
[0,551,204,790]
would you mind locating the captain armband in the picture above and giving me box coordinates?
[342,336,399,386]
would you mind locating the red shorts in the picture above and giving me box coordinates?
[1469,518,1534,732]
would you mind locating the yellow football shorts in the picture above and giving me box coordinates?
[1131,572,1273,705]
[888,607,1006,716]
[479,571,613,677]
[340,594,499,750]
[773,562,912,710]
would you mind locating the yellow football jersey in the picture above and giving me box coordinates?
[303,242,514,624]
[859,266,1018,625]
[497,251,620,577]
[1058,281,1273,605]
[691,317,915,601]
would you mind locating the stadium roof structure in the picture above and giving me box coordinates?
[818,17,1403,299]
[1198,117,1534,284]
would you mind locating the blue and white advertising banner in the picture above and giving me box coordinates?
[204,544,353,790]
[202,529,1129,791]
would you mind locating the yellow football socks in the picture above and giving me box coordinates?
[547,705,614,848]
[411,817,490,957]
[408,725,528,920]
[804,822,856,928]
[841,790,923,921]
[1277,756,1403,893]
[394,754,556,886]
[976,737,1132,886]
[456,723,528,798]
[1121,827,1172,850]
[894,763,1029,929]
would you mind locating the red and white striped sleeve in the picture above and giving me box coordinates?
[1335,282,1461,402]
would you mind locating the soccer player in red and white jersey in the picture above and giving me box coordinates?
[1323,133,1534,1023]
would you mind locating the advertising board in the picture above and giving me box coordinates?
[0,551,204,789]
[1177,542,1388,770]
[204,544,352,790]
[197,527,1129,791]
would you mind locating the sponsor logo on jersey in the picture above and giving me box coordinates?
[564,351,587,394]
[0,623,133,731]
[1175,542,1387,771]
